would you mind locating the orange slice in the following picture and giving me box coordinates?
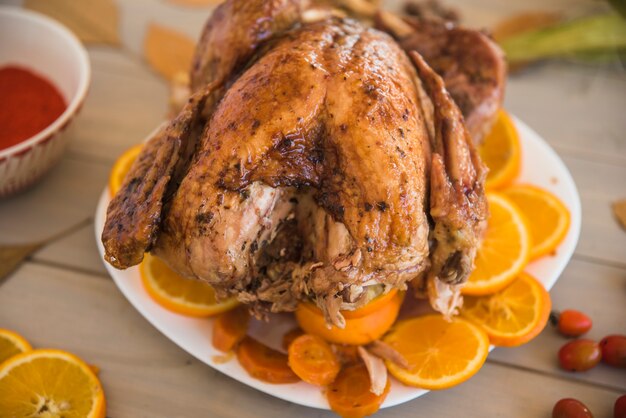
[0,349,106,417]
[462,193,531,296]
[295,289,404,345]
[461,272,551,347]
[140,253,239,317]
[479,110,522,190]
[382,315,489,390]
[108,144,143,196]
[503,184,570,260]
[0,329,31,365]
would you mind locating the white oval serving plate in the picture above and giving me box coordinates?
[95,116,581,410]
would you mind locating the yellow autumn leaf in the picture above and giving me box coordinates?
[25,0,120,45]
[167,0,223,6]
[492,12,563,43]
[144,24,196,81]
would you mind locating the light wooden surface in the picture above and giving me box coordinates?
[1,0,625,417]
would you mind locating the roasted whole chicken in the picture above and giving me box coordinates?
[103,0,504,326]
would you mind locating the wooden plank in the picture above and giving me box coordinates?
[506,62,626,165]
[66,48,168,163]
[34,223,108,276]
[0,263,620,417]
[562,155,626,265]
[0,156,109,243]
[489,257,626,391]
[116,0,208,55]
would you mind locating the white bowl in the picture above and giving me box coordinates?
[0,6,90,198]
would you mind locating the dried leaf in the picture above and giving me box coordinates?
[167,0,222,6]
[25,0,120,45]
[492,11,563,43]
[612,199,626,230]
[0,243,42,284]
[144,24,196,81]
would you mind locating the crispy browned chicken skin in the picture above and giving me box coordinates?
[102,0,490,326]
[376,10,506,143]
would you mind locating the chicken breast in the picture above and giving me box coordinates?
[155,19,432,325]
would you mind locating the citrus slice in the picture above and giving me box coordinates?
[479,110,522,190]
[503,184,570,260]
[382,315,489,390]
[461,272,551,347]
[462,193,531,296]
[295,289,404,345]
[0,329,31,365]
[0,349,105,417]
[108,143,143,196]
[140,253,239,317]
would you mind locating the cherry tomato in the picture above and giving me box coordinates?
[556,310,592,337]
[552,398,593,418]
[558,339,601,372]
[600,335,626,369]
[615,395,626,418]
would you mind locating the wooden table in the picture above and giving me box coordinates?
[1,0,625,416]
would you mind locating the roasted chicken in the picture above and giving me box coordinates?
[102,0,497,326]
[375,11,506,143]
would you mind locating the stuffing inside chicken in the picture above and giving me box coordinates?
[102,0,500,327]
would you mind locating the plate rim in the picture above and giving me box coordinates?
[94,115,582,410]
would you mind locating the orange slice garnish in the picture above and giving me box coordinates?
[295,289,404,345]
[503,184,570,260]
[463,193,531,296]
[382,315,489,390]
[0,349,106,417]
[0,329,31,365]
[461,272,551,347]
[479,110,522,190]
[108,144,143,196]
[140,253,238,317]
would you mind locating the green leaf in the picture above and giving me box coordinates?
[501,12,626,63]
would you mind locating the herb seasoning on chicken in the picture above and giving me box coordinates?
[102,0,499,327]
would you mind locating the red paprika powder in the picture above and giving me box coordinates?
[0,65,67,151]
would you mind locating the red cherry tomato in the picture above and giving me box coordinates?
[557,310,592,337]
[600,335,626,369]
[558,339,601,372]
[552,398,594,418]
[615,395,626,418]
